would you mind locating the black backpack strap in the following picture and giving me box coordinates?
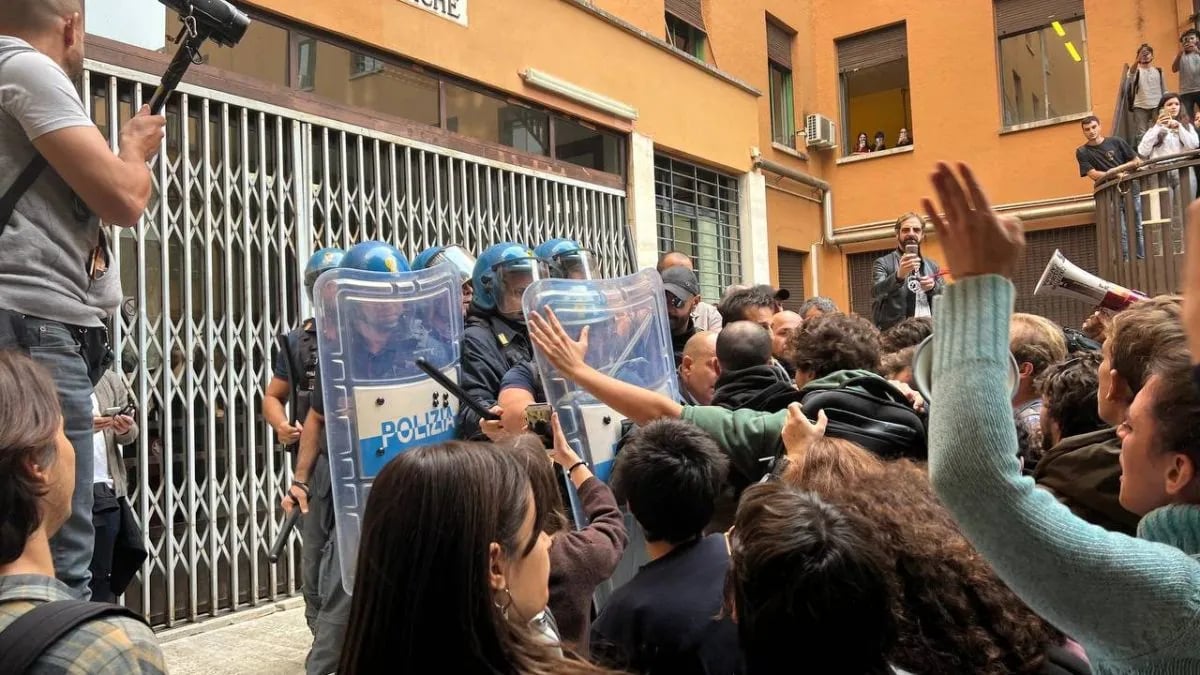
[836,375,912,407]
[0,599,145,674]
[0,155,48,237]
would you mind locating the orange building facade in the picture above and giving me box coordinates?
[91,0,1192,315]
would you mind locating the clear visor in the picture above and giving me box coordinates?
[550,250,596,280]
[493,258,546,319]
[429,245,476,282]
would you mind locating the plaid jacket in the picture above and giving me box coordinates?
[0,574,165,674]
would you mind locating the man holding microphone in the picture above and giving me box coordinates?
[871,212,945,331]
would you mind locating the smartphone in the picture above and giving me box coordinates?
[524,403,554,448]
[101,406,124,416]
[904,244,919,257]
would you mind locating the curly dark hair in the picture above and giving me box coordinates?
[786,438,1062,674]
[786,312,881,379]
[1035,352,1106,442]
[880,317,932,353]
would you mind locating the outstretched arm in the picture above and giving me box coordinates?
[527,310,682,424]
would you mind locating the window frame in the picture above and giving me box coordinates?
[996,16,1091,129]
[769,62,796,148]
[835,23,912,157]
[665,12,707,61]
[654,154,741,301]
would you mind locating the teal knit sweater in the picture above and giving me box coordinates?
[928,275,1200,675]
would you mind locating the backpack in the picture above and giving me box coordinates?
[762,375,928,461]
[0,599,146,674]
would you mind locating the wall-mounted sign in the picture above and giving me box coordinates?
[402,0,468,27]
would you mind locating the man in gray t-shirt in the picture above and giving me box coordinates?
[1174,30,1200,118]
[0,0,163,598]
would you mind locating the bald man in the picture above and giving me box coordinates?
[771,311,802,376]
[678,331,719,405]
[658,251,722,332]
[1,0,164,598]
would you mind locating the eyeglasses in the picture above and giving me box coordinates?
[665,292,685,309]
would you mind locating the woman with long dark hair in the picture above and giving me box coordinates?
[854,132,872,154]
[339,441,614,674]
[1137,91,1199,160]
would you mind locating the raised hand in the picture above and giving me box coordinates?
[921,162,1025,280]
[528,308,590,379]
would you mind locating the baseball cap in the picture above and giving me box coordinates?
[661,266,701,301]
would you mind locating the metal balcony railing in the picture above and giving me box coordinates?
[1093,150,1198,297]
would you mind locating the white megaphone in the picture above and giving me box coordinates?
[1034,250,1147,311]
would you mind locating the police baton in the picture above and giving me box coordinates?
[415,358,501,421]
[269,498,301,564]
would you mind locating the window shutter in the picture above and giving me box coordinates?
[837,23,907,73]
[665,0,705,32]
[994,0,1085,38]
[776,249,806,312]
[767,21,793,68]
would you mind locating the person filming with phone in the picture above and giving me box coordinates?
[871,212,945,331]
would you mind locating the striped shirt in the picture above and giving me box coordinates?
[0,574,166,674]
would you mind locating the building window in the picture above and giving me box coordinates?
[655,155,741,301]
[665,0,707,61]
[160,10,626,177]
[767,19,797,148]
[445,82,550,156]
[553,117,626,177]
[351,53,384,77]
[836,23,911,156]
[996,0,1089,126]
[297,37,316,91]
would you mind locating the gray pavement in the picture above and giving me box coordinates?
[159,598,311,674]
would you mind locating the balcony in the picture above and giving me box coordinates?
[1093,151,1195,296]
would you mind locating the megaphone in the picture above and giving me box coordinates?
[1034,250,1147,311]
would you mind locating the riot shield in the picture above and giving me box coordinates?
[313,263,463,591]
[523,269,678,602]
[523,269,679,480]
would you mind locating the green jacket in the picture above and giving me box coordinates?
[681,369,887,489]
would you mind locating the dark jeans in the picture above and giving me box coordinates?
[89,482,121,603]
[1182,92,1200,120]
[301,452,350,675]
[0,314,95,598]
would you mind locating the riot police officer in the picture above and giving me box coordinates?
[413,243,477,317]
[282,240,418,675]
[263,247,344,464]
[536,238,596,280]
[458,242,543,440]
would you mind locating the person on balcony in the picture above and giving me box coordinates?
[1129,44,1166,147]
[1173,30,1200,118]
[852,132,871,155]
[1077,115,1143,260]
[1138,92,1199,203]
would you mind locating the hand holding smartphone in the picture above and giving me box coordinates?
[523,403,554,448]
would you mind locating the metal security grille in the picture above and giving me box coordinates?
[84,59,630,629]
[848,249,889,317]
[654,155,741,302]
[776,249,806,312]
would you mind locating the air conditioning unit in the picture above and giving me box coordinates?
[805,113,837,150]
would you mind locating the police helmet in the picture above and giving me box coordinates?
[472,242,541,315]
[413,244,476,282]
[303,247,345,300]
[535,238,596,280]
[342,240,411,274]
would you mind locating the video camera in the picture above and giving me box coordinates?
[149,0,251,113]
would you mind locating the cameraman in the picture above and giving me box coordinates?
[0,0,164,598]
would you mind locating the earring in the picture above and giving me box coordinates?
[493,587,514,620]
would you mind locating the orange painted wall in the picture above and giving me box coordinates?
[804,0,1186,307]
[246,0,761,173]
[591,0,666,36]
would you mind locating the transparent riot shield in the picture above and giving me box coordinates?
[313,263,463,591]
[522,269,678,601]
